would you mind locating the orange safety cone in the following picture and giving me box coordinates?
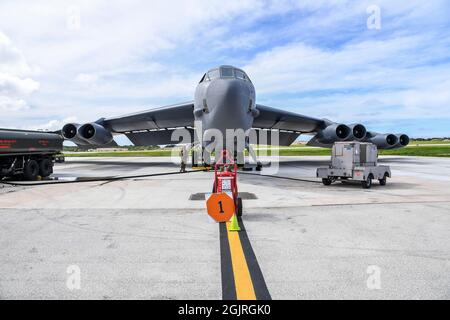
[228,214,240,232]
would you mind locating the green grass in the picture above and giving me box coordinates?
[409,140,450,145]
[379,145,450,157]
[64,150,175,157]
[63,142,450,158]
[255,142,450,157]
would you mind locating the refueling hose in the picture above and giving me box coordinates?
[238,171,321,184]
[0,169,206,186]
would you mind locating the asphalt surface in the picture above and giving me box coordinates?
[0,156,449,299]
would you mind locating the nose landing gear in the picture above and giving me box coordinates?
[208,149,243,219]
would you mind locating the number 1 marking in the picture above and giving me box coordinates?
[218,201,224,214]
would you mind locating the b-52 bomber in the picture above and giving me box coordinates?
[61,65,409,164]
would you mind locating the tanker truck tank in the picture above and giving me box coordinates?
[0,128,64,180]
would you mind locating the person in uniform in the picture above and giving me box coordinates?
[180,145,188,172]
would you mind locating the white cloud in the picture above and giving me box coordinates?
[245,34,449,94]
[75,73,98,84]
[0,96,29,111]
[0,0,267,72]
[0,31,39,112]
[30,116,78,131]
[0,32,33,75]
[0,73,39,96]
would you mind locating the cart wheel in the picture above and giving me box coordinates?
[379,173,388,186]
[256,162,262,171]
[322,178,332,186]
[39,158,53,177]
[237,197,243,216]
[23,160,39,181]
[362,176,373,189]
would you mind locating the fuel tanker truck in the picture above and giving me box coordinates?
[0,128,64,180]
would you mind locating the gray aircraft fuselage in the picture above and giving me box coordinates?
[193,65,257,149]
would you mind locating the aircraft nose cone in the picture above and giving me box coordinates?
[211,80,249,120]
[201,78,254,146]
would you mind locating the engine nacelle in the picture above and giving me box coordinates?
[317,123,351,144]
[346,123,367,141]
[78,123,113,145]
[368,133,398,149]
[394,134,410,148]
[62,123,90,145]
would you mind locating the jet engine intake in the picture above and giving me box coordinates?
[368,133,398,149]
[78,123,113,145]
[347,123,367,141]
[62,123,90,145]
[393,134,410,148]
[317,123,351,144]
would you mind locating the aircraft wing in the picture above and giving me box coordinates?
[62,101,195,147]
[102,101,195,146]
[253,104,324,133]
[253,104,408,149]
[103,101,195,133]
[251,104,324,146]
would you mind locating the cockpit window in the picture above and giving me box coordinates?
[220,67,234,78]
[235,69,245,80]
[203,67,251,82]
[207,69,220,80]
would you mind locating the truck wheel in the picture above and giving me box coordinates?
[23,160,39,181]
[39,158,53,177]
[322,178,332,186]
[379,173,388,186]
[237,197,243,217]
[362,176,372,189]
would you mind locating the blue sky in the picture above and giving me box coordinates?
[0,0,449,141]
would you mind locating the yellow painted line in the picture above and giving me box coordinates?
[226,221,256,300]
[192,166,211,170]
